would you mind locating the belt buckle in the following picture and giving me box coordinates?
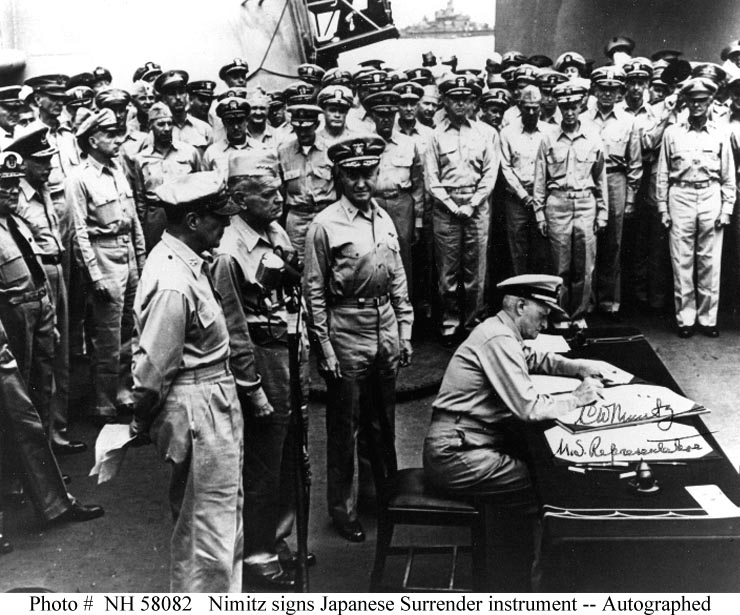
[357,297,366,308]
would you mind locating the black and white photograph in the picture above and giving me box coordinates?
[1,0,739,602]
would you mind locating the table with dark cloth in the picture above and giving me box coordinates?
[528,327,740,592]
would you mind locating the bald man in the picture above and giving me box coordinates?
[499,86,553,275]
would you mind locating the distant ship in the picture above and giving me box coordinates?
[401,0,495,39]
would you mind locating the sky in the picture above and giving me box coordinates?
[390,0,496,28]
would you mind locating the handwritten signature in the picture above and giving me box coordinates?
[575,398,675,431]
[555,435,703,459]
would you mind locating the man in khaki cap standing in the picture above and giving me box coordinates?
[66,108,145,423]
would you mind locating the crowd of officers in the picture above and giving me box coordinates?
[1,34,740,591]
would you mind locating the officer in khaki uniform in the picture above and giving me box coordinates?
[154,70,212,155]
[533,81,608,326]
[303,135,413,543]
[66,109,146,422]
[6,127,86,454]
[424,75,499,342]
[212,156,310,588]
[129,172,243,592]
[499,86,552,275]
[366,90,424,295]
[316,85,355,145]
[203,97,278,180]
[423,274,606,590]
[0,86,24,150]
[656,77,736,338]
[131,103,203,252]
[0,151,55,482]
[277,104,336,260]
[583,66,642,317]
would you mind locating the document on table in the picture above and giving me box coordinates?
[686,485,740,518]
[545,420,716,463]
[555,383,706,433]
[89,424,137,484]
[532,374,581,395]
[523,334,570,354]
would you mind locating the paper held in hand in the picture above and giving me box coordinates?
[89,424,137,484]
[545,420,715,464]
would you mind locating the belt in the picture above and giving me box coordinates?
[90,234,131,246]
[329,294,390,308]
[174,359,231,384]
[606,167,626,175]
[376,188,411,199]
[670,179,717,190]
[444,185,476,195]
[550,189,593,199]
[0,286,46,306]
[40,253,62,265]
[431,408,497,435]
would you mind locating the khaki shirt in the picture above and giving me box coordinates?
[424,115,499,213]
[375,131,425,221]
[132,232,231,405]
[0,213,46,297]
[203,138,277,180]
[65,156,146,283]
[132,140,202,218]
[278,136,336,211]
[582,106,643,204]
[433,311,583,424]
[655,119,736,215]
[395,119,433,155]
[303,196,413,361]
[500,119,554,201]
[172,114,212,153]
[532,121,609,225]
[211,217,295,387]
[12,178,65,257]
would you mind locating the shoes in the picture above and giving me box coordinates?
[243,565,295,589]
[278,550,317,570]
[275,539,316,569]
[52,440,88,455]
[52,500,105,525]
[62,474,71,485]
[0,534,12,555]
[697,325,719,338]
[440,333,457,348]
[677,326,694,339]
[331,518,365,542]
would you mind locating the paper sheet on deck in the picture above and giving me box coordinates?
[545,420,715,463]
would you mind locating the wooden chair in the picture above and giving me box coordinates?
[368,466,488,592]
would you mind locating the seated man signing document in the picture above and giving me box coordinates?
[423,274,607,591]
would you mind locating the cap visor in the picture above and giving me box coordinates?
[212,200,241,216]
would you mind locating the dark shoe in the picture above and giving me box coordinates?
[52,501,104,525]
[52,440,88,455]
[275,539,316,569]
[440,333,457,348]
[243,565,295,589]
[677,326,694,339]
[0,534,12,555]
[601,310,623,323]
[278,551,316,570]
[62,474,72,485]
[697,325,719,338]
[332,518,365,542]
